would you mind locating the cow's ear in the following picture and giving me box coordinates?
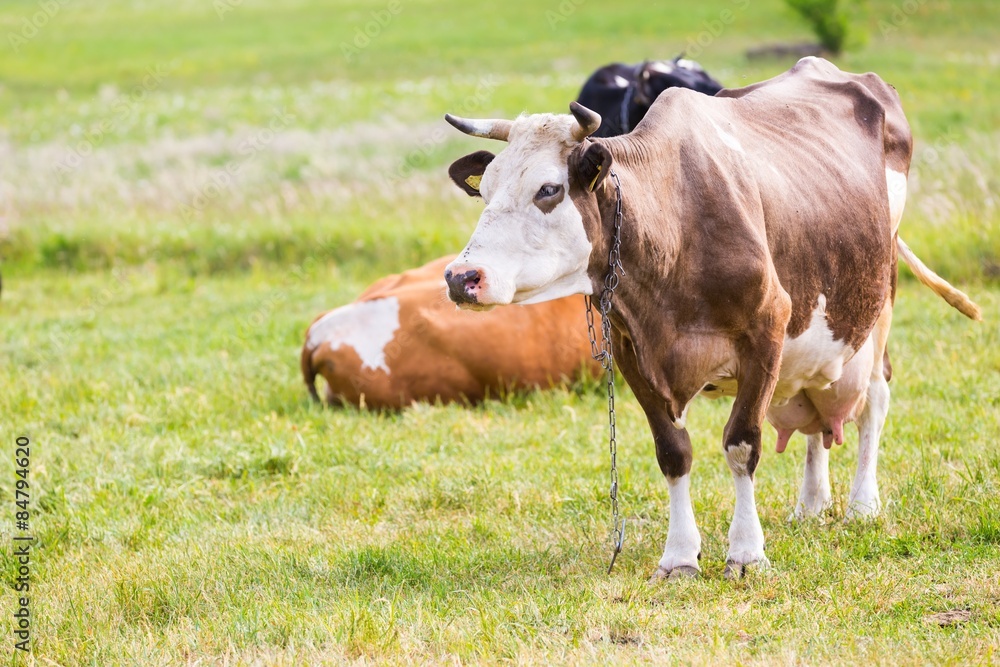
[571,142,613,193]
[635,63,655,105]
[448,150,495,197]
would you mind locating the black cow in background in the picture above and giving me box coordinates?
[575,55,724,137]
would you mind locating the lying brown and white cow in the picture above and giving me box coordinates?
[301,255,599,408]
[442,57,981,578]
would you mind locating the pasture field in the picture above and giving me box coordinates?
[1,0,999,663]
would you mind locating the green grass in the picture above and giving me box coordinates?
[2,269,999,664]
[1,0,999,663]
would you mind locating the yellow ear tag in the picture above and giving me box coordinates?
[465,174,482,191]
[588,164,602,192]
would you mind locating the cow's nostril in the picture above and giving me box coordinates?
[445,268,483,304]
[462,270,481,291]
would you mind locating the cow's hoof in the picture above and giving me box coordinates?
[791,498,833,522]
[723,556,771,580]
[669,565,701,580]
[649,565,700,582]
[845,499,881,521]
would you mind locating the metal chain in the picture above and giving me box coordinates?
[584,169,626,574]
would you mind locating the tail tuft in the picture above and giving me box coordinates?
[301,342,321,403]
[897,237,982,321]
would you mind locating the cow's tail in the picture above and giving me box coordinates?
[301,341,321,403]
[897,237,982,321]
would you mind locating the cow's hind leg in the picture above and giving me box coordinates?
[613,334,701,579]
[794,433,832,519]
[847,300,893,519]
[847,373,888,518]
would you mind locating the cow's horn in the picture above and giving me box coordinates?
[444,114,512,142]
[569,102,602,140]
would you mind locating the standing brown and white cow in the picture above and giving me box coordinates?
[442,57,980,578]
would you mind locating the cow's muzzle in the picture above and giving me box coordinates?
[444,268,484,306]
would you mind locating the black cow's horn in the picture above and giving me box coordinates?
[569,102,602,140]
[444,114,512,142]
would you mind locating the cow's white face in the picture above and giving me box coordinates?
[444,112,601,309]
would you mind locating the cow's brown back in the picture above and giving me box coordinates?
[608,57,908,358]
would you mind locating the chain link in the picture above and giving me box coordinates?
[584,169,626,574]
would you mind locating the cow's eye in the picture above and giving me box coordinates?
[536,183,562,199]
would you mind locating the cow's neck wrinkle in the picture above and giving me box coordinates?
[588,158,687,411]
[588,148,683,314]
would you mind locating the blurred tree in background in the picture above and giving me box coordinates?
[785,0,851,53]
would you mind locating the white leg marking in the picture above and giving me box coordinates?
[847,376,889,519]
[653,475,702,578]
[794,433,832,520]
[725,442,769,576]
[672,402,690,430]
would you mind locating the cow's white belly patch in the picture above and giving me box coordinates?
[306,297,401,374]
[773,295,854,402]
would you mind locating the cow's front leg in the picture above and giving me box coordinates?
[613,333,700,579]
[652,429,701,579]
[723,330,786,578]
[723,438,768,578]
